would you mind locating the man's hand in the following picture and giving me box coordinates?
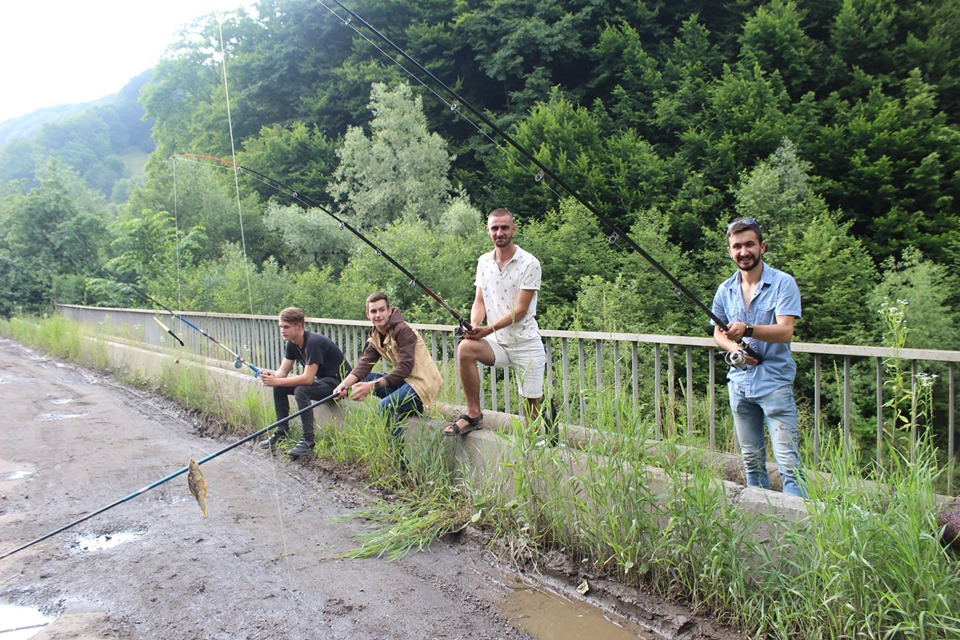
[733,348,760,366]
[464,325,494,341]
[722,321,750,342]
[259,370,280,387]
[350,380,376,402]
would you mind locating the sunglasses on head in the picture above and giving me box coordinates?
[727,217,761,234]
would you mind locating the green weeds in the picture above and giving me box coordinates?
[6,314,960,637]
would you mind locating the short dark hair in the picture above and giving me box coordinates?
[487,208,514,222]
[726,217,763,243]
[279,307,305,325]
[365,292,390,310]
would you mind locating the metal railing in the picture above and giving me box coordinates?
[59,304,960,482]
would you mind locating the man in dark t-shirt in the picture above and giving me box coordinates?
[259,307,349,458]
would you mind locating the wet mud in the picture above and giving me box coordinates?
[0,338,743,639]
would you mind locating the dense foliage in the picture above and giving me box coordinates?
[1,0,958,350]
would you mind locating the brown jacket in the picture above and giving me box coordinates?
[348,309,443,407]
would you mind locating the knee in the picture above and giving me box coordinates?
[741,448,766,469]
[293,386,311,403]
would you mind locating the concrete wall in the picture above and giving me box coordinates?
[89,333,810,567]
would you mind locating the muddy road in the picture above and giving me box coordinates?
[0,338,742,640]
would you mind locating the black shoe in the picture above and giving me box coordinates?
[259,431,286,450]
[287,439,314,459]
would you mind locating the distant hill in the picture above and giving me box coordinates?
[0,70,156,200]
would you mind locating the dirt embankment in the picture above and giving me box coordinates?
[0,338,742,640]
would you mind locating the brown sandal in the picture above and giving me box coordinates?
[443,413,483,436]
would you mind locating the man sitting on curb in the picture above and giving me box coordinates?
[333,293,443,441]
[259,307,350,459]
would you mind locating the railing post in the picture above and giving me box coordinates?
[709,349,716,449]
[950,362,956,495]
[814,355,821,465]
[844,356,851,449]
[685,346,694,437]
[578,338,587,427]
[876,357,883,471]
[654,343,662,439]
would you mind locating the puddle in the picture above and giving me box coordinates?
[0,602,56,639]
[48,397,75,405]
[501,586,658,640]
[1,471,32,481]
[36,412,86,421]
[70,530,144,554]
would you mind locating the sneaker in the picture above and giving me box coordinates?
[287,440,314,459]
[259,431,286,450]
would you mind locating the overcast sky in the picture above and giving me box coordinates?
[0,0,251,123]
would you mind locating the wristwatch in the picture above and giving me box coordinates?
[744,323,754,338]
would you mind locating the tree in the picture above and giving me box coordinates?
[739,0,822,98]
[262,203,358,273]
[328,82,456,229]
[868,248,960,350]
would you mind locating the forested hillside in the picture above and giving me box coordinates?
[0,71,155,200]
[1,0,958,351]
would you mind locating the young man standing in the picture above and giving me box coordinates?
[445,207,546,436]
[712,217,806,497]
[333,293,443,437]
[259,307,349,458]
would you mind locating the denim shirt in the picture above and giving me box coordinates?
[711,263,801,398]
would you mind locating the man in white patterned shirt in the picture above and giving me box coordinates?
[444,208,546,436]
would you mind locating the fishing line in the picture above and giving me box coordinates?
[216,11,256,316]
[127,283,263,377]
[174,153,474,333]
[318,0,757,358]
[172,158,183,310]
[0,393,337,560]
[313,0,568,222]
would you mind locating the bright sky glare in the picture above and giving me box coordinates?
[0,0,250,123]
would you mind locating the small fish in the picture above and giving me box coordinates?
[187,459,208,518]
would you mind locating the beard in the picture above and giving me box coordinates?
[737,255,762,271]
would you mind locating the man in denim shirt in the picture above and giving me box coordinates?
[712,218,806,497]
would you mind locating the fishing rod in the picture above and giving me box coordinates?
[320,1,761,363]
[152,316,185,347]
[176,153,473,334]
[127,283,263,377]
[0,392,336,561]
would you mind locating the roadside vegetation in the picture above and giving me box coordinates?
[4,314,959,638]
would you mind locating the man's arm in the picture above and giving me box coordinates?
[720,316,795,344]
[333,342,381,399]
[470,286,486,328]
[261,359,319,387]
[468,288,535,340]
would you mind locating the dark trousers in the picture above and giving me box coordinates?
[272,376,338,441]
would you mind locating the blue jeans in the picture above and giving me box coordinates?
[364,373,423,438]
[728,383,807,498]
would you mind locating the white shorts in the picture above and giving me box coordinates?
[484,336,546,399]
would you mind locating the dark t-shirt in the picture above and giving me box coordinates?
[283,331,349,380]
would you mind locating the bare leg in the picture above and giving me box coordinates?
[521,397,542,424]
[447,339,496,433]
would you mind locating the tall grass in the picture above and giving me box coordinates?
[8,314,960,637]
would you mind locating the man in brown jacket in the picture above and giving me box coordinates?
[333,292,443,437]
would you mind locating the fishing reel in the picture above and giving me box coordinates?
[724,342,763,370]
[234,358,243,369]
[725,350,748,370]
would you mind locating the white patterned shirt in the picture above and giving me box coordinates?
[475,245,542,346]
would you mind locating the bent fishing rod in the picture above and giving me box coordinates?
[127,283,263,377]
[0,392,336,561]
[177,153,473,334]
[322,0,760,362]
